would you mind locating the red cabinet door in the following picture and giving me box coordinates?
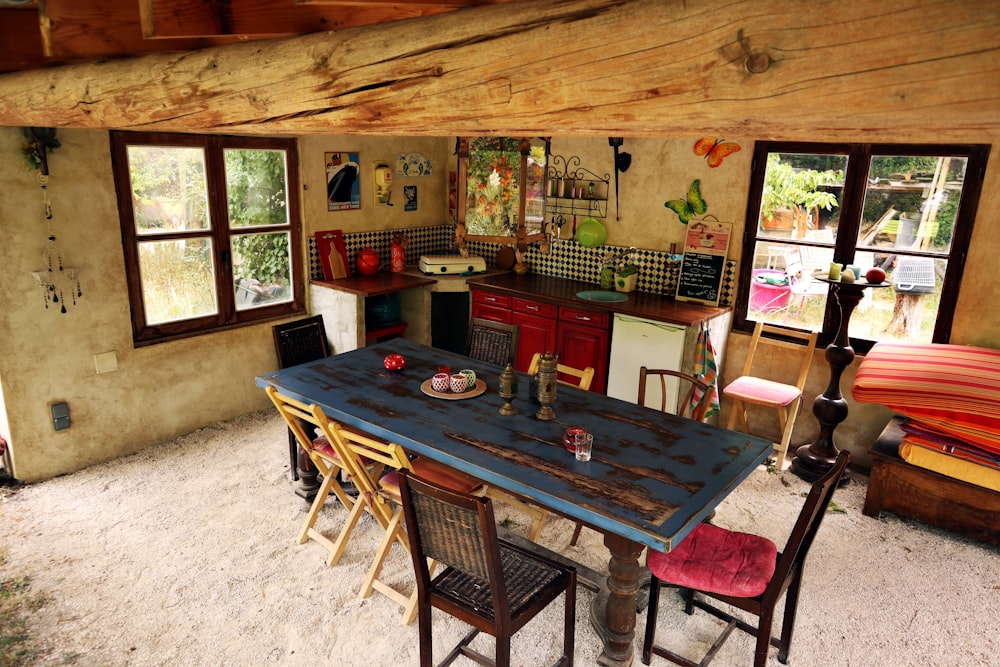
[556,314,611,394]
[512,310,557,372]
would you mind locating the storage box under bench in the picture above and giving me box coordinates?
[863,417,1000,547]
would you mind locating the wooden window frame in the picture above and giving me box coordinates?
[110,131,304,345]
[735,141,989,353]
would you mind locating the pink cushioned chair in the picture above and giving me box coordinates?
[642,450,850,667]
[723,321,818,469]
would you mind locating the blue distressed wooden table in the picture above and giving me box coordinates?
[256,338,771,666]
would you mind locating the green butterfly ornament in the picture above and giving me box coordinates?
[665,179,708,224]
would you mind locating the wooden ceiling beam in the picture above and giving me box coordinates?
[0,8,46,73]
[1,0,998,143]
[138,0,452,40]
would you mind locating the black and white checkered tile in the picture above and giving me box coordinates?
[308,224,737,307]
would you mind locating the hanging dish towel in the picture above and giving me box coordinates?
[689,326,721,418]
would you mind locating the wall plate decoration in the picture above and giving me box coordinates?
[396,152,432,176]
[325,152,361,211]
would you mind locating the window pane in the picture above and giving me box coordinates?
[232,231,293,311]
[138,239,217,324]
[846,254,945,344]
[758,153,847,242]
[859,155,966,254]
[224,148,290,228]
[126,146,209,234]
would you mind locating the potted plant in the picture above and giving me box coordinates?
[615,263,639,292]
[760,154,842,237]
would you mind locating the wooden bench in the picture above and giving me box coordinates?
[863,417,1000,547]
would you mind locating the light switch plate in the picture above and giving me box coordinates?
[94,351,118,374]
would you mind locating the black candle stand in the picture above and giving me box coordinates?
[790,274,890,484]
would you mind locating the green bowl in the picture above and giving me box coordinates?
[576,218,607,248]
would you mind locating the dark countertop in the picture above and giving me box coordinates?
[310,271,436,297]
[467,272,729,327]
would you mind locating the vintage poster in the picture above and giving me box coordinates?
[325,152,360,211]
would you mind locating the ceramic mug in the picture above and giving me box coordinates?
[460,369,477,388]
[450,374,468,393]
[432,373,450,392]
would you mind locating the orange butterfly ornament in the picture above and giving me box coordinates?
[694,138,741,168]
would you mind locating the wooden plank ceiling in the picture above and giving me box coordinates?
[0,0,513,74]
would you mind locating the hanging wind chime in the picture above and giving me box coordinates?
[23,128,82,314]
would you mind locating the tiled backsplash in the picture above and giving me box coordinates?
[308,224,736,307]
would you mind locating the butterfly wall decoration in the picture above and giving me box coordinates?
[694,138,741,168]
[665,179,708,224]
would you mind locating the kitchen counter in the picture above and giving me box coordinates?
[466,272,729,328]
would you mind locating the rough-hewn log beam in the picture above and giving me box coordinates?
[1,0,998,142]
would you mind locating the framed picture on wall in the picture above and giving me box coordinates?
[325,152,360,211]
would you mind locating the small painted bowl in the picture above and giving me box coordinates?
[431,373,450,392]
[450,374,468,393]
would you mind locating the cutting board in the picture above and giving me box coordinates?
[315,230,351,279]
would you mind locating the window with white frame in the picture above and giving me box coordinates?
[111,132,303,344]
[736,141,989,353]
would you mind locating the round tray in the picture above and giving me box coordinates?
[420,378,487,400]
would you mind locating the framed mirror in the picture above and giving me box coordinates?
[455,137,549,253]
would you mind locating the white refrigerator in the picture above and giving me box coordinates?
[607,314,687,410]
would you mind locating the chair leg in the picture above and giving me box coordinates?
[774,398,800,470]
[778,572,803,663]
[360,506,421,624]
[417,601,434,667]
[569,521,585,546]
[495,634,511,667]
[754,608,776,667]
[323,489,369,566]
[641,575,662,665]
[287,429,299,482]
[297,466,342,545]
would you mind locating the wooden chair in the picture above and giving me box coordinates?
[569,367,709,546]
[466,317,519,367]
[272,315,330,481]
[527,351,596,392]
[329,423,485,625]
[264,386,360,566]
[722,322,818,469]
[642,450,850,667]
[397,469,577,667]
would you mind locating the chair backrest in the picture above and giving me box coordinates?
[527,352,595,391]
[266,385,324,460]
[740,321,818,392]
[323,420,410,525]
[272,315,330,369]
[466,318,519,367]
[397,469,510,618]
[767,450,850,600]
[638,367,711,422]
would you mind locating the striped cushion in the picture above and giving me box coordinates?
[851,342,1000,455]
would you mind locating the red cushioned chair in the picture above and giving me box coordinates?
[642,450,850,667]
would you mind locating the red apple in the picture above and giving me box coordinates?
[865,267,886,284]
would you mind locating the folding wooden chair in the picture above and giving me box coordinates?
[722,322,818,469]
[265,386,360,566]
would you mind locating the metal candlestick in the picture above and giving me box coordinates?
[535,351,558,420]
[498,363,519,415]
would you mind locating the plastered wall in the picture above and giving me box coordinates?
[2,128,998,481]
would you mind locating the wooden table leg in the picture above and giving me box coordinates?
[590,533,644,667]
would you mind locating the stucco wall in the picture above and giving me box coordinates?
[2,128,998,481]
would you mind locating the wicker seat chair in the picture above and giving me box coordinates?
[466,318,519,367]
[397,469,577,667]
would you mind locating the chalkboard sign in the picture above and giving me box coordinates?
[676,220,732,306]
